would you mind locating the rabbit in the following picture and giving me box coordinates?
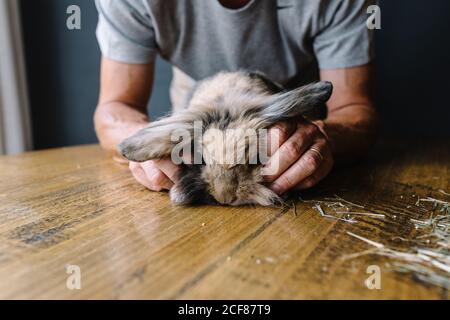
[119,71,333,206]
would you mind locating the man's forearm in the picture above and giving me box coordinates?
[94,101,149,158]
[317,104,378,165]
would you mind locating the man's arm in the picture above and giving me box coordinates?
[318,64,378,164]
[94,57,153,159]
[264,64,377,194]
[95,57,177,190]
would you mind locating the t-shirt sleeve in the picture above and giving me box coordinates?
[313,0,375,69]
[95,0,158,64]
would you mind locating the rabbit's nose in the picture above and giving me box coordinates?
[213,193,237,205]
[212,184,237,205]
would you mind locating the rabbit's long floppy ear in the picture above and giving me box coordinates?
[257,81,333,126]
[118,111,199,162]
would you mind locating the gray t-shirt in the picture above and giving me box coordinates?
[95,0,374,89]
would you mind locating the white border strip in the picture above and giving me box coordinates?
[0,0,32,154]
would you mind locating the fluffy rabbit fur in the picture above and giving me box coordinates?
[119,71,333,206]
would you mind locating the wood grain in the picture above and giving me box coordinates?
[0,141,448,299]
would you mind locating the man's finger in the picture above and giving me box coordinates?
[140,161,174,191]
[294,153,333,190]
[269,141,328,194]
[153,158,180,183]
[266,122,296,157]
[262,125,315,181]
[129,162,155,190]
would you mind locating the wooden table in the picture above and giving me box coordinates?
[0,140,448,300]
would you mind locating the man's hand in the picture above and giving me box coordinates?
[262,118,334,195]
[129,159,179,192]
[262,64,378,195]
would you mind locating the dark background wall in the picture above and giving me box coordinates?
[375,0,450,137]
[20,0,450,150]
[20,0,172,149]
